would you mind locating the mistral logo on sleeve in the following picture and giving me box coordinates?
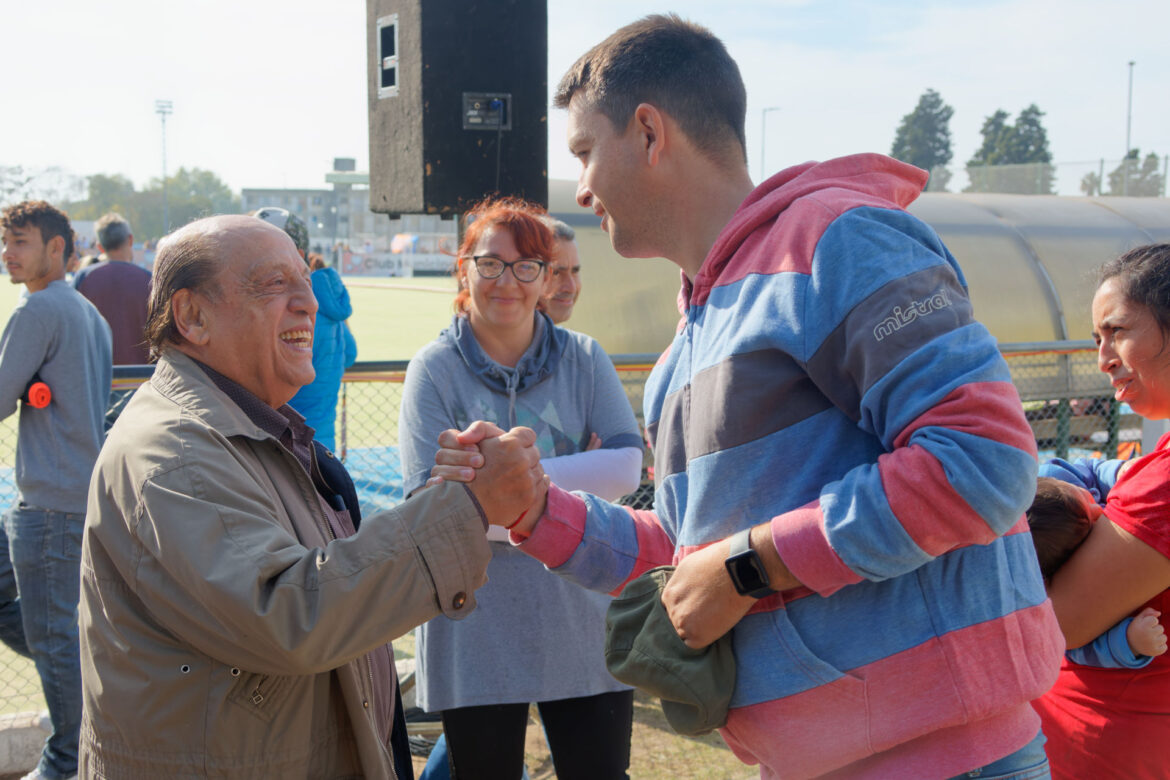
[873,288,953,342]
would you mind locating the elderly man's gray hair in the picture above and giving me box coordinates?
[143,228,221,361]
[541,216,575,243]
[95,212,133,251]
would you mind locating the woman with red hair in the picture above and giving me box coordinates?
[399,198,642,779]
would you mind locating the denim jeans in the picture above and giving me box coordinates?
[947,729,1050,780]
[0,504,84,780]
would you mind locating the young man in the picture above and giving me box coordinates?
[442,14,1062,779]
[0,201,112,780]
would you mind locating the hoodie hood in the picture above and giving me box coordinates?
[440,310,568,396]
[685,153,929,309]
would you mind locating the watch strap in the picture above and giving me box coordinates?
[729,527,753,557]
[725,527,776,599]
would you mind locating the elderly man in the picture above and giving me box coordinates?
[538,218,582,325]
[78,215,542,778]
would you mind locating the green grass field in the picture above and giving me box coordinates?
[0,274,456,363]
[342,276,458,361]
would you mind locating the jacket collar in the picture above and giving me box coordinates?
[685,153,929,309]
[150,349,275,441]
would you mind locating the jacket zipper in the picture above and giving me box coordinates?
[301,445,395,778]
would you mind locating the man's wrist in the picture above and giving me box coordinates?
[750,523,801,592]
[725,527,776,598]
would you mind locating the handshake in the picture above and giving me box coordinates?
[424,421,548,535]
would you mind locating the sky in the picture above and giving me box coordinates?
[5,0,1169,198]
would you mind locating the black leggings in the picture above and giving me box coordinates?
[440,689,634,780]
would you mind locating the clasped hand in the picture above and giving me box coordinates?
[427,421,548,530]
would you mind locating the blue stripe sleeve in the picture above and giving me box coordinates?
[1066,618,1152,669]
[799,208,1037,581]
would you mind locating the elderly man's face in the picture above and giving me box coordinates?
[541,238,582,324]
[198,224,318,407]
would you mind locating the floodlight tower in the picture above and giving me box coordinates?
[155,99,173,233]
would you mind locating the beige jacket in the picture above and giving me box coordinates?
[79,351,491,778]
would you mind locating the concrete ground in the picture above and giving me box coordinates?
[0,710,48,779]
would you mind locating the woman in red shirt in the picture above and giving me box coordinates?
[1034,243,1170,779]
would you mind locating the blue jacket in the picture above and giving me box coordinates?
[290,268,356,452]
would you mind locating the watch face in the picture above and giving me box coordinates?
[726,551,769,596]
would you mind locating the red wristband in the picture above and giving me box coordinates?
[505,510,528,530]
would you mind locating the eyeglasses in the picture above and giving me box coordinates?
[470,255,546,283]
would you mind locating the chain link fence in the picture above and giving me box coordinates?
[0,345,1129,714]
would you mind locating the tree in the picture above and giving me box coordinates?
[1,165,83,208]
[1080,171,1102,196]
[1010,104,1053,166]
[968,110,1011,166]
[65,167,240,241]
[965,104,1055,194]
[890,89,954,191]
[67,174,138,220]
[1106,149,1164,197]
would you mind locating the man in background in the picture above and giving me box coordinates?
[0,200,111,780]
[73,212,151,365]
[539,218,582,325]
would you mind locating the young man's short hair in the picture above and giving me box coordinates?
[95,212,133,252]
[554,13,747,164]
[1,200,74,261]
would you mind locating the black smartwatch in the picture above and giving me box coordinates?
[724,527,776,599]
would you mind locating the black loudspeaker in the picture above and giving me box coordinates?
[366,0,548,216]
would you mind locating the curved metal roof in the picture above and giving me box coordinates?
[549,179,1170,354]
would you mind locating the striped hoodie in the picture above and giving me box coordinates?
[516,154,1064,779]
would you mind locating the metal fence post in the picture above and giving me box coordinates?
[1055,398,1071,460]
[1106,397,1121,458]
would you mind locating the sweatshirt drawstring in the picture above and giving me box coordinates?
[506,372,518,428]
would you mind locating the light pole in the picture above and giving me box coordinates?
[155,99,173,233]
[1124,61,1134,196]
[760,106,781,181]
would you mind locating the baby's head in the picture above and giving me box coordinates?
[1027,477,1102,582]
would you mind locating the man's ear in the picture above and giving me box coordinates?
[632,103,668,167]
[172,289,211,346]
[46,234,66,263]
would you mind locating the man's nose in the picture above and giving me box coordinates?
[576,179,593,209]
[295,278,318,314]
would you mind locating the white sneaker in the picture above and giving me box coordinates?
[19,769,77,780]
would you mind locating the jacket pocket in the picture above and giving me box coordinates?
[722,606,875,777]
[227,670,294,725]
